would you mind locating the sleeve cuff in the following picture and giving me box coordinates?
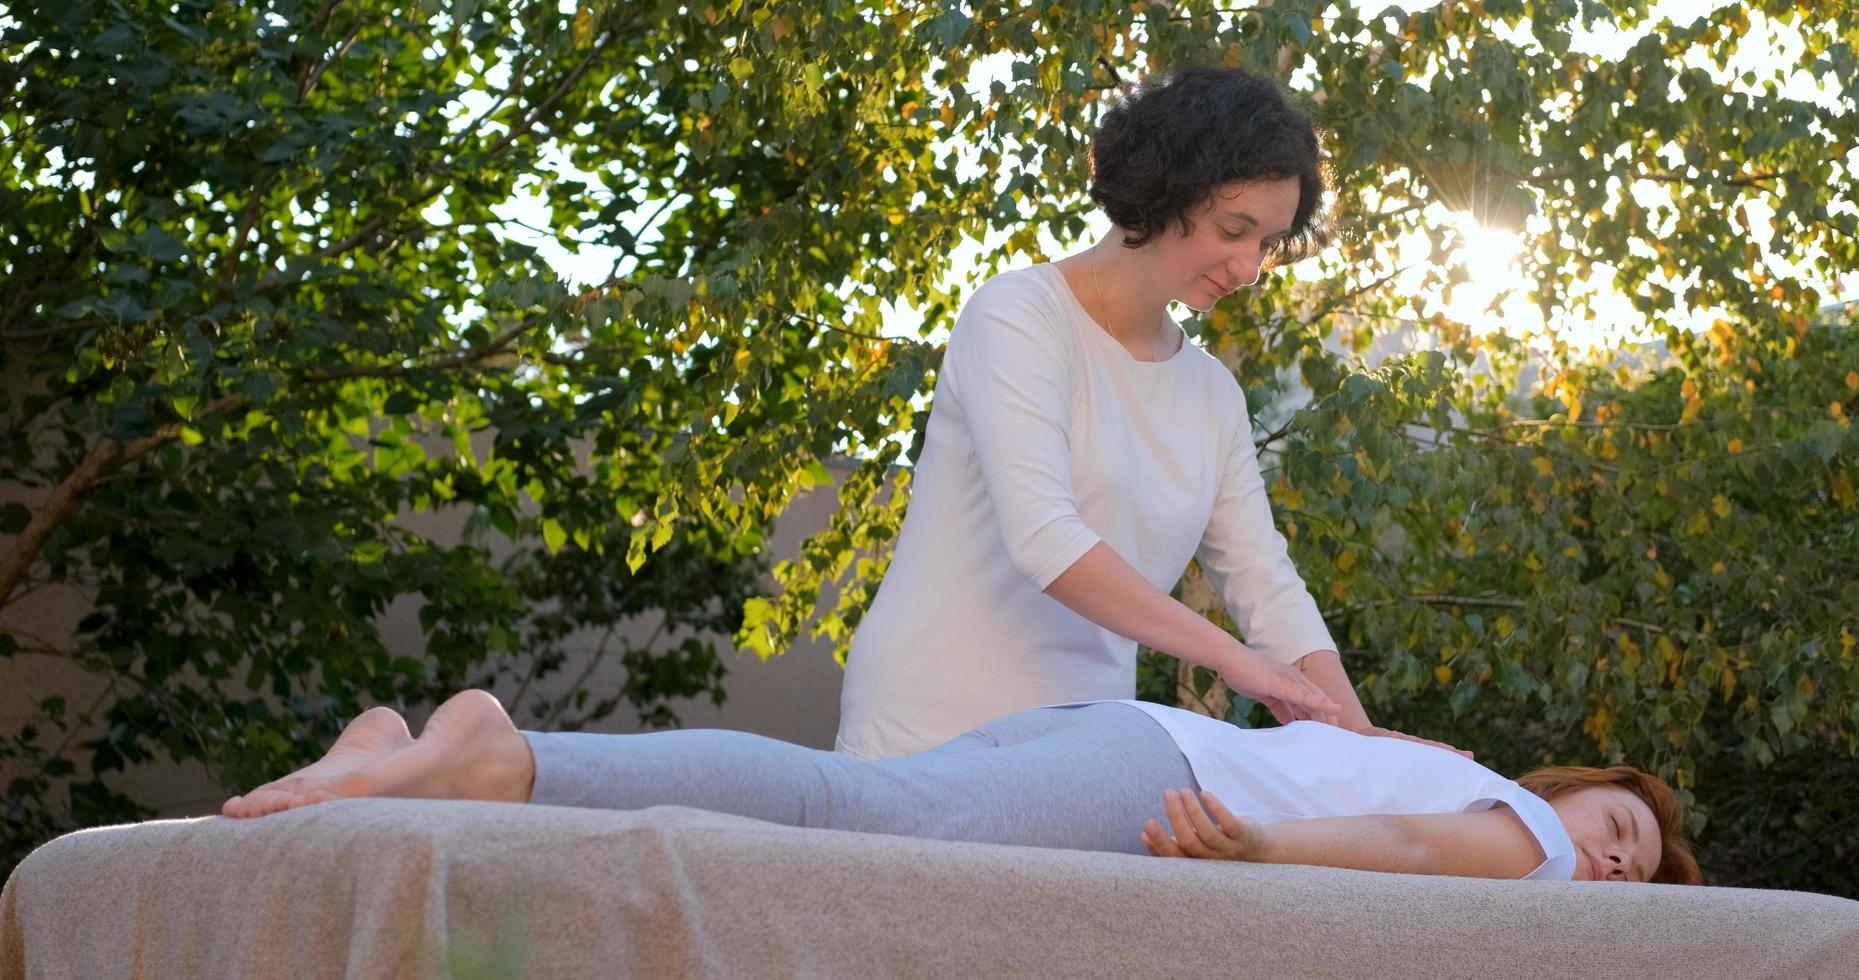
[1028,529,1104,591]
[1248,623,1338,666]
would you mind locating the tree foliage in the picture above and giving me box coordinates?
[1,0,1855,890]
[1,0,787,869]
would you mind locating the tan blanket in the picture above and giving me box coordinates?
[4,798,1855,979]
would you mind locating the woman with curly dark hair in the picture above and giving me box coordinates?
[832,64,1457,758]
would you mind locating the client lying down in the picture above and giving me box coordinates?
[222,691,1701,884]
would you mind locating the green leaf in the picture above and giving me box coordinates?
[880,356,925,401]
[1804,419,1845,461]
[130,227,188,263]
[1491,658,1536,697]
[920,9,970,49]
[383,390,420,416]
[799,459,833,489]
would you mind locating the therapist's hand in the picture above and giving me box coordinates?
[1355,725,1474,759]
[1215,644,1341,726]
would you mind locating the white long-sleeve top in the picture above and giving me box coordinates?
[834,263,1335,759]
[1103,702,1577,880]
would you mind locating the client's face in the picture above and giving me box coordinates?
[1548,786,1662,882]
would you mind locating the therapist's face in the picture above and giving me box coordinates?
[1153,177,1301,313]
[1549,786,1663,883]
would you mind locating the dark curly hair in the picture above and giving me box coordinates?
[1089,64,1331,264]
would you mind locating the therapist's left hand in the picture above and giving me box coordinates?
[1216,644,1341,727]
[1354,725,1473,759]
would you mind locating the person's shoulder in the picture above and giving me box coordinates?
[950,264,1079,345]
[960,264,1067,318]
[1176,342,1251,419]
[1481,781,1578,879]
[1178,341,1235,381]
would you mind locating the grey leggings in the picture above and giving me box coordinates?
[521,702,1198,856]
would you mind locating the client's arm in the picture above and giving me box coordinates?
[1142,788,1546,880]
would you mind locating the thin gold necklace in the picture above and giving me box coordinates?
[1091,243,1167,362]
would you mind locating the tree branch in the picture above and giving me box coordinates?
[297,13,363,101]
[540,615,667,729]
[1253,416,1297,454]
[0,318,103,343]
[1323,592,1673,637]
[219,197,264,299]
[0,273,630,589]
[300,274,627,383]
[1522,168,1780,190]
[308,0,345,34]
[1296,260,1420,328]
[483,29,618,159]
[295,24,625,272]
[764,305,896,343]
[0,394,247,606]
[1095,53,1124,88]
[42,682,118,773]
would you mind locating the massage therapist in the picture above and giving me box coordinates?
[835,64,1457,760]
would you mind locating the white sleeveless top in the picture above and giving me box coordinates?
[1108,701,1578,881]
[836,264,1335,759]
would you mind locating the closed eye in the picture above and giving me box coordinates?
[1223,226,1288,250]
[1610,812,1644,881]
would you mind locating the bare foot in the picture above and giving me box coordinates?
[221,690,536,819]
[222,706,413,819]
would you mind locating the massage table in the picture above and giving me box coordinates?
[4,798,1855,978]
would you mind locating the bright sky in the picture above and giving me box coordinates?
[496,0,1854,363]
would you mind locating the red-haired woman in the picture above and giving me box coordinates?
[223,691,1701,884]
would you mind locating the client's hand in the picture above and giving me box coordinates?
[1356,725,1474,760]
[1141,788,1265,862]
[1216,646,1341,726]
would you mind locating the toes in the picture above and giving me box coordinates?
[263,789,336,815]
[225,780,411,819]
[226,796,264,819]
[243,790,286,817]
[221,774,361,820]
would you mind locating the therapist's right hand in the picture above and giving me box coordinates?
[1215,644,1341,726]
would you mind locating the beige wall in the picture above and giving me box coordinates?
[459,463,858,750]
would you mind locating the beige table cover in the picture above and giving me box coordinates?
[3,797,1854,979]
